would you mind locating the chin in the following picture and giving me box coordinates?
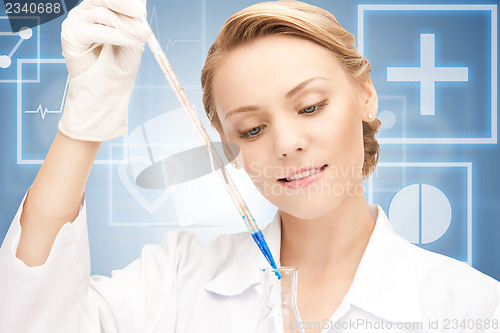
[275,194,345,221]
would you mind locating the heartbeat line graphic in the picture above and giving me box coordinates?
[148,5,200,53]
[25,75,69,119]
[25,104,62,119]
[163,38,200,52]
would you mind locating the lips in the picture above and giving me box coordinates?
[278,164,328,182]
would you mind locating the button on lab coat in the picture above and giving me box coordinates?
[0,194,499,332]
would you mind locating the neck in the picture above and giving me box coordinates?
[279,192,375,277]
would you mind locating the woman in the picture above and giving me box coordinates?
[0,1,498,332]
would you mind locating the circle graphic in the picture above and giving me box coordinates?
[19,27,33,40]
[378,110,397,130]
[388,184,452,244]
[0,55,12,69]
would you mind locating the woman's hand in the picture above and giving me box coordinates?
[58,0,152,142]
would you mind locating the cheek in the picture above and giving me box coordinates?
[240,147,281,198]
[239,146,269,181]
[319,101,363,149]
[317,100,365,174]
[219,121,272,186]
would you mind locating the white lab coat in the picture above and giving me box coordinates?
[0,193,499,333]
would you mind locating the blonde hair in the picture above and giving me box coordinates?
[201,0,380,178]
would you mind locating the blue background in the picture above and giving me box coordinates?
[1,0,499,281]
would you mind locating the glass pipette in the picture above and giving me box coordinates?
[141,19,278,270]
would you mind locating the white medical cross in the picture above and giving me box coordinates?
[387,34,468,116]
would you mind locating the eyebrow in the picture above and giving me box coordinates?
[224,76,330,120]
[286,76,329,99]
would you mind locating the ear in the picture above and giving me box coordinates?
[358,76,378,122]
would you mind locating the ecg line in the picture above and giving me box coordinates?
[149,5,161,41]
[25,104,62,119]
[148,5,200,53]
[163,38,200,52]
[24,75,69,119]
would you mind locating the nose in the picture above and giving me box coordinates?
[272,118,308,159]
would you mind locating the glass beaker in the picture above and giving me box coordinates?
[255,267,305,333]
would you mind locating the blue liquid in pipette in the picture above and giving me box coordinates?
[243,215,280,278]
[251,231,277,268]
[250,230,281,279]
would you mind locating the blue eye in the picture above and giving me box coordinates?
[239,125,264,139]
[248,127,261,136]
[299,101,328,115]
[302,105,317,113]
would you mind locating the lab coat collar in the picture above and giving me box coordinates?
[204,205,423,324]
[347,205,423,323]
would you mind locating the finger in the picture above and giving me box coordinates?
[82,0,147,18]
[78,7,151,42]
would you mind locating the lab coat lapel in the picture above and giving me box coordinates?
[204,210,282,296]
[348,205,423,323]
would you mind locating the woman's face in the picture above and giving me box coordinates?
[212,35,377,220]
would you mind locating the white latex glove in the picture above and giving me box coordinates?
[59,0,152,141]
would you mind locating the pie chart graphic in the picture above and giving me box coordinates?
[388,184,452,245]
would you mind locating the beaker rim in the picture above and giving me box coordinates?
[260,266,297,273]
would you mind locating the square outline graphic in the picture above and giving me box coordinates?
[367,162,472,265]
[358,4,497,144]
[0,16,40,83]
[17,59,126,165]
